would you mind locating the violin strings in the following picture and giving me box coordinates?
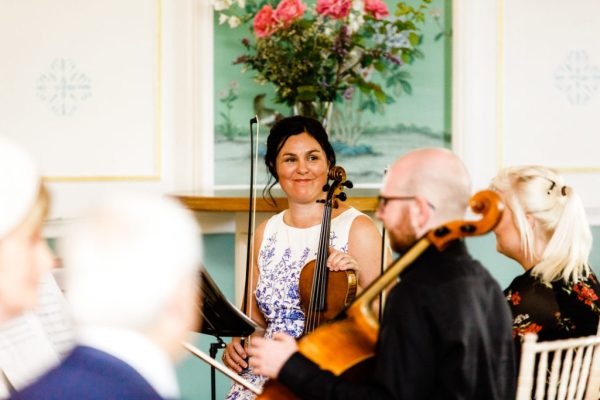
[307,202,331,334]
[318,205,332,329]
[307,212,327,333]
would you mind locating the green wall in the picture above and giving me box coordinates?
[178,228,600,399]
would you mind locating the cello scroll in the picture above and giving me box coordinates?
[427,190,504,250]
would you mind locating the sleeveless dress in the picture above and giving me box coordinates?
[225,207,365,400]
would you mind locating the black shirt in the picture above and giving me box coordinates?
[278,240,516,399]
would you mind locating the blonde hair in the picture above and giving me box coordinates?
[490,165,592,284]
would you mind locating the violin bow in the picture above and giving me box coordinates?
[241,116,259,316]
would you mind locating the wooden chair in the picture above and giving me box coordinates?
[516,327,600,400]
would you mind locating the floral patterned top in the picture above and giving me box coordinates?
[504,268,600,361]
[226,207,364,400]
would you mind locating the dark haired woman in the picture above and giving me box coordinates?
[223,116,384,399]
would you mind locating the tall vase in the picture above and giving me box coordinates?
[292,100,334,128]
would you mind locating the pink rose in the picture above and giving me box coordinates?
[364,0,389,19]
[253,4,277,38]
[274,0,306,25]
[316,0,352,19]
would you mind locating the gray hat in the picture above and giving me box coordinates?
[0,138,40,239]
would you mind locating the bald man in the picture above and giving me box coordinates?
[248,148,516,399]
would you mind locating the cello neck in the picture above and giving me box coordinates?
[345,190,504,329]
[346,238,431,328]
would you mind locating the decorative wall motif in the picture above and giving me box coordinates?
[0,0,161,180]
[499,0,600,212]
[37,58,92,116]
[554,50,600,106]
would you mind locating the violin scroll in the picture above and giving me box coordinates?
[427,190,504,251]
[328,166,345,181]
[320,166,352,209]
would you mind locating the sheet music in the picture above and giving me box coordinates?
[0,271,75,395]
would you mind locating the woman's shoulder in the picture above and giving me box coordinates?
[332,206,367,224]
[505,271,557,309]
[505,270,540,293]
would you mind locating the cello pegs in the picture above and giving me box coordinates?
[337,192,347,202]
[322,184,330,192]
[344,180,354,189]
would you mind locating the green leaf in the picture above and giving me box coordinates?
[374,61,385,72]
[434,32,444,41]
[408,32,420,47]
[400,80,412,94]
[366,101,376,113]
[373,87,387,102]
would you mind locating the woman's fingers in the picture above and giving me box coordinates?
[222,340,248,373]
[327,248,359,271]
[249,333,298,378]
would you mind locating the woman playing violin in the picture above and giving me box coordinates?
[223,116,384,399]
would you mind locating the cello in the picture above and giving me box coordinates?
[257,189,504,399]
[299,165,357,335]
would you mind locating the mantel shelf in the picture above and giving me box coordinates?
[174,189,380,213]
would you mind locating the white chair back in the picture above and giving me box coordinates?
[516,328,600,400]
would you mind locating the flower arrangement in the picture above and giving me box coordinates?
[215,0,431,116]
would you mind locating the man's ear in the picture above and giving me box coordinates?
[413,195,431,229]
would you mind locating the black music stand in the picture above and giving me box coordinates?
[196,268,258,400]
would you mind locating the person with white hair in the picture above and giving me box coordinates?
[0,138,54,324]
[11,192,203,400]
[490,165,600,359]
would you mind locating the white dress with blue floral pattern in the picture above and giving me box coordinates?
[225,207,364,400]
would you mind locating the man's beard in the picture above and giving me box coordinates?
[389,226,418,254]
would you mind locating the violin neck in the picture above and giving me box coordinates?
[312,203,333,311]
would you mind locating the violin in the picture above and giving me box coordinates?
[258,190,504,399]
[298,166,355,335]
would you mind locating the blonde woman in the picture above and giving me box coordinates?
[490,165,600,358]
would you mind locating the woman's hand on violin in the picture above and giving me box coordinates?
[327,248,359,272]
[222,337,248,374]
[249,332,298,379]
